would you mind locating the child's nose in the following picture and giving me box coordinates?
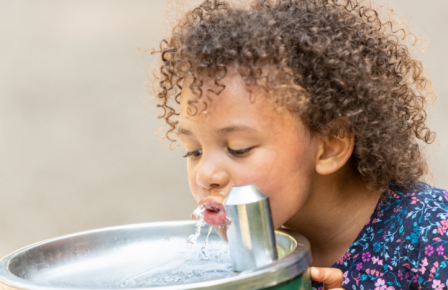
[196,156,229,190]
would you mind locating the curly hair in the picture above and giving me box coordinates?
[152,0,435,191]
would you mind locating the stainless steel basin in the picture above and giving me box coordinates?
[0,221,311,290]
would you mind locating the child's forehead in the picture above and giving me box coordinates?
[180,74,259,118]
[180,71,279,117]
[178,74,302,138]
[182,67,244,93]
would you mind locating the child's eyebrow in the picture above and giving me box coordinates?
[178,125,256,137]
[178,127,193,136]
[218,125,256,134]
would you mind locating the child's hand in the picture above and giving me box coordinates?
[311,267,344,290]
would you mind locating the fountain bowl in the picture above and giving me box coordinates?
[0,221,311,290]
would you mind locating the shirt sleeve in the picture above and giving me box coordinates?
[412,189,448,290]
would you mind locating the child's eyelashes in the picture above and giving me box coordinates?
[228,148,252,157]
[183,150,203,159]
[182,148,253,159]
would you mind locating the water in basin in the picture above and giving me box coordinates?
[7,222,234,289]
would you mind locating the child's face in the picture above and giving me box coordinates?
[179,71,320,233]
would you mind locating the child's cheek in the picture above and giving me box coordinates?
[225,152,289,226]
[249,144,315,228]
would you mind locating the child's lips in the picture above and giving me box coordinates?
[199,197,229,226]
[203,206,228,226]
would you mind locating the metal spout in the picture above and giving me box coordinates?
[223,184,278,272]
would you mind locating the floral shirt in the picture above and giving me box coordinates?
[312,183,448,290]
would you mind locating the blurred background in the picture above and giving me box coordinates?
[0,0,446,258]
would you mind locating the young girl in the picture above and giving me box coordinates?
[152,0,447,289]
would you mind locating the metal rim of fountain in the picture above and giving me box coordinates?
[0,221,311,290]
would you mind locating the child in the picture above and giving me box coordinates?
[152,0,447,289]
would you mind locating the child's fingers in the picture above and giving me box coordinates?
[310,267,344,290]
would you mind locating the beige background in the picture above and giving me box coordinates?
[0,0,446,259]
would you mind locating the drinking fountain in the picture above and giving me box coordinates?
[0,185,312,290]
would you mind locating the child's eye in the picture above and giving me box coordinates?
[183,150,203,159]
[228,148,252,157]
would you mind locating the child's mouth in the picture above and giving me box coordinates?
[199,197,229,226]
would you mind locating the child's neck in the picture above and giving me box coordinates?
[283,166,382,267]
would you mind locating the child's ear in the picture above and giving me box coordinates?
[315,130,354,176]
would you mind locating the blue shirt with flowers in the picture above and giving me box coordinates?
[312,183,448,290]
